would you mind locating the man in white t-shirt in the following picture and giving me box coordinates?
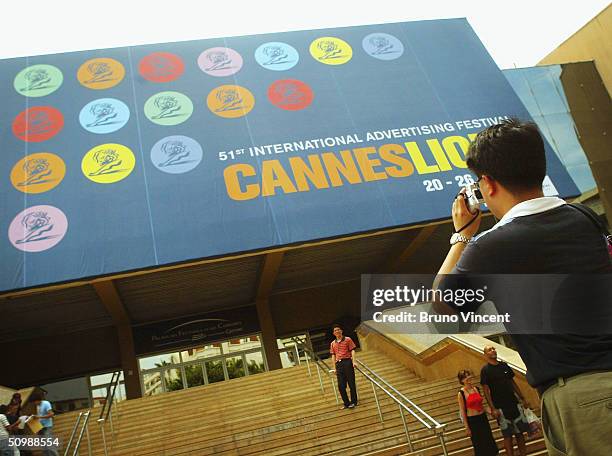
[0,404,19,456]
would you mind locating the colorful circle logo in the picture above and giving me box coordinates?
[12,106,64,142]
[79,98,130,134]
[81,143,136,184]
[254,42,299,71]
[144,91,193,126]
[77,58,125,90]
[10,153,66,194]
[8,205,68,252]
[14,64,63,97]
[139,52,185,83]
[309,37,352,65]
[151,136,203,174]
[207,85,255,119]
[198,47,243,77]
[268,79,314,111]
[362,33,404,60]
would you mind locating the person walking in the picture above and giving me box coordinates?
[481,346,529,456]
[457,369,499,456]
[330,324,358,409]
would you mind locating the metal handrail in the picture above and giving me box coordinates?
[64,410,92,456]
[291,336,449,456]
[97,370,122,456]
[290,337,339,404]
[357,360,443,428]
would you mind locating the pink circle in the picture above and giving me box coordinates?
[198,47,243,77]
[8,205,68,252]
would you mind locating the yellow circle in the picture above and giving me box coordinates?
[310,37,353,65]
[77,58,125,90]
[11,152,66,194]
[81,143,135,184]
[207,85,255,118]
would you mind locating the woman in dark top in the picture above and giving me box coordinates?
[458,369,499,456]
[5,393,21,425]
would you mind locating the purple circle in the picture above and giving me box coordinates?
[8,205,68,252]
[198,47,243,77]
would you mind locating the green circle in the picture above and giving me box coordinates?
[144,91,194,126]
[14,64,63,97]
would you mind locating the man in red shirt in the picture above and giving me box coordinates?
[330,324,358,408]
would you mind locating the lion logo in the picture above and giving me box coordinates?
[88,148,125,176]
[205,51,232,71]
[214,89,244,112]
[262,46,289,65]
[369,36,396,55]
[84,62,115,84]
[152,96,182,119]
[16,211,56,244]
[20,69,52,92]
[18,158,53,186]
[317,40,344,60]
[158,141,193,167]
[86,103,119,127]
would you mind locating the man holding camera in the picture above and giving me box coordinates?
[435,118,612,456]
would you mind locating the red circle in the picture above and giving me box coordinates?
[12,106,64,142]
[139,52,185,83]
[268,79,314,111]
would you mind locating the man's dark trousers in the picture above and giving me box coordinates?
[336,359,358,406]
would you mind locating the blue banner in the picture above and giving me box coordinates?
[0,19,579,292]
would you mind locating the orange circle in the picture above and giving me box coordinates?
[77,58,125,90]
[207,85,255,118]
[10,152,66,194]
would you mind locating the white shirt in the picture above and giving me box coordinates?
[0,413,9,439]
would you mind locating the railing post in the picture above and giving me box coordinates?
[294,344,301,366]
[315,363,325,393]
[305,350,312,377]
[109,404,115,439]
[371,382,383,422]
[63,412,82,456]
[98,419,109,456]
[85,413,93,456]
[329,373,339,405]
[398,405,414,452]
[437,429,449,456]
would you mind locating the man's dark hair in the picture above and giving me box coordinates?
[466,118,546,192]
[0,404,7,414]
[332,323,343,331]
[29,392,44,402]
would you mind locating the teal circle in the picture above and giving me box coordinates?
[14,64,63,97]
[144,91,193,126]
[254,42,299,71]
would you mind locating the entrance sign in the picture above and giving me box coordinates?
[133,306,261,355]
[0,19,579,292]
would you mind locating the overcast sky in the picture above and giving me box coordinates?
[0,1,608,68]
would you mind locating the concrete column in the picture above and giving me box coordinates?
[92,280,142,399]
[256,298,282,370]
[116,324,142,399]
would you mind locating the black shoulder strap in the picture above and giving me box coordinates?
[459,389,466,405]
[568,203,610,236]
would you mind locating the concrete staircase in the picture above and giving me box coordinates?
[51,348,548,455]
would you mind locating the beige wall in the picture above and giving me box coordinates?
[539,4,612,96]
[358,326,541,409]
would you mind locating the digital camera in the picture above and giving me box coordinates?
[465,182,484,213]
